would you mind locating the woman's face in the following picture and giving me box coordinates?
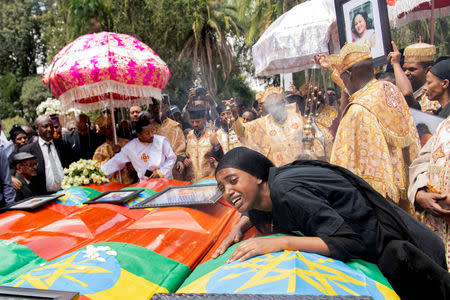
[354,14,366,36]
[425,72,448,101]
[14,133,28,149]
[216,168,262,212]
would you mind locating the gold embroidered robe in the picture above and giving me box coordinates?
[216,128,241,154]
[152,118,186,157]
[93,138,135,185]
[233,103,315,166]
[185,128,217,182]
[409,116,450,267]
[315,105,338,161]
[331,80,420,213]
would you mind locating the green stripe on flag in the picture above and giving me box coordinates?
[95,242,190,292]
[0,240,47,285]
[346,259,393,289]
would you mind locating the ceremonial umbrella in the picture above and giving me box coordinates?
[252,0,337,77]
[43,32,171,112]
[388,0,450,28]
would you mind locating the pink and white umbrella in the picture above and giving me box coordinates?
[43,32,171,111]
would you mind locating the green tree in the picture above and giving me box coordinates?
[234,0,301,46]
[19,76,53,122]
[178,0,242,95]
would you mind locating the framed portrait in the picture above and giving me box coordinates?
[0,286,79,300]
[84,189,144,205]
[131,184,221,209]
[7,194,61,211]
[334,0,392,66]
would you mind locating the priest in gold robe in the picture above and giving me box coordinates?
[215,104,241,153]
[327,42,420,214]
[93,113,136,185]
[231,87,326,166]
[152,96,186,179]
[184,106,224,182]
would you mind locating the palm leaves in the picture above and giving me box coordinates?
[178,0,241,95]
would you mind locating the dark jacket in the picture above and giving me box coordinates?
[63,130,104,161]
[14,173,38,201]
[20,139,74,194]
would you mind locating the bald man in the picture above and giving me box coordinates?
[20,116,74,194]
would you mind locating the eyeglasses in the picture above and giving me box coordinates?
[20,162,37,168]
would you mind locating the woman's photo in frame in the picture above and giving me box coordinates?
[350,3,376,47]
[335,0,392,66]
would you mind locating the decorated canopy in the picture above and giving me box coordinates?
[42,32,171,111]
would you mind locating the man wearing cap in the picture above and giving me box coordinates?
[13,152,38,201]
[231,87,324,166]
[215,104,241,153]
[322,43,420,214]
[93,113,136,185]
[184,105,224,182]
[403,42,440,113]
[152,96,186,179]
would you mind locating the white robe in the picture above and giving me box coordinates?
[101,135,176,180]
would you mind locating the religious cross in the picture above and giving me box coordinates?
[140,153,149,162]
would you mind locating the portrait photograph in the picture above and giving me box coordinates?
[132,184,222,208]
[84,189,144,205]
[335,0,392,66]
[8,195,61,211]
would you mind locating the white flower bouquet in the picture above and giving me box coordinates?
[61,159,109,189]
[36,98,63,116]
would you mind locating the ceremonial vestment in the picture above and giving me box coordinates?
[153,118,186,157]
[409,116,450,267]
[93,138,135,185]
[233,103,310,166]
[185,128,222,182]
[331,80,420,213]
[216,128,241,154]
[101,135,176,180]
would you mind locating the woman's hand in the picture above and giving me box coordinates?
[227,237,284,263]
[212,215,252,259]
[212,226,244,259]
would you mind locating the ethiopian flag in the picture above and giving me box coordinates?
[5,242,190,299]
[178,240,399,300]
[0,240,47,285]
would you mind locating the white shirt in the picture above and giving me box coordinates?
[38,137,64,192]
[101,135,177,180]
[0,131,13,157]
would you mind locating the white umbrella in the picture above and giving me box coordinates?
[252,0,337,77]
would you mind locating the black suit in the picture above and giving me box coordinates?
[63,130,104,161]
[20,139,75,194]
[14,173,39,201]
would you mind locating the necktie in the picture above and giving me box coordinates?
[45,143,62,182]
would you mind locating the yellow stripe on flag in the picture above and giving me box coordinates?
[85,268,168,300]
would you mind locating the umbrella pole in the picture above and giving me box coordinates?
[430,0,435,45]
[109,95,122,183]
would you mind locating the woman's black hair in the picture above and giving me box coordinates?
[215,147,274,182]
[351,10,374,37]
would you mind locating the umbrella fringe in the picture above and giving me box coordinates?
[58,80,160,111]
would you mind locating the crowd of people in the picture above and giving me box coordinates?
[0,40,449,298]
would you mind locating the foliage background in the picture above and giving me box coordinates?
[0,0,448,129]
